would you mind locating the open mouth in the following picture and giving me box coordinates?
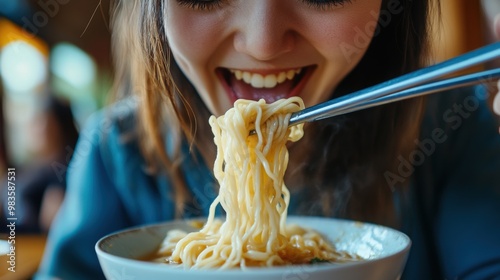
[216,65,316,104]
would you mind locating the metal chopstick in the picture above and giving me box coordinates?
[289,42,500,125]
[317,68,500,118]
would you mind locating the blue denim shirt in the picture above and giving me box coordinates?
[35,87,500,280]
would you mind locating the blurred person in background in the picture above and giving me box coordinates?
[1,94,79,233]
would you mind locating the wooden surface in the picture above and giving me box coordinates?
[0,235,47,280]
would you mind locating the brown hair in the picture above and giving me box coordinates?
[285,0,437,226]
[110,0,437,223]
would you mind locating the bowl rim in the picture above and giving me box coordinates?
[95,216,412,276]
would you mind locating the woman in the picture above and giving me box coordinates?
[36,1,500,279]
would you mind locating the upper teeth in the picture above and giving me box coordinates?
[229,68,302,88]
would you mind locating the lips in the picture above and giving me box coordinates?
[216,66,316,104]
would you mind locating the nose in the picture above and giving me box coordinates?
[233,1,296,61]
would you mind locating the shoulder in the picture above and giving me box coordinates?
[81,96,139,145]
[421,85,498,141]
[68,97,143,180]
[418,86,500,279]
[78,96,140,152]
[407,86,500,278]
[413,85,500,204]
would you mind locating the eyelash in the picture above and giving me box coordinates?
[176,0,226,11]
[301,0,353,10]
[177,0,352,11]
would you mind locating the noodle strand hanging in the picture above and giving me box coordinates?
[156,97,357,268]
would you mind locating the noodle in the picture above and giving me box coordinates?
[156,97,358,268]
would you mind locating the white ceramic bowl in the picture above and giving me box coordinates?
[96,216,411,280]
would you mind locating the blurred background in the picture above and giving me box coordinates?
[0,1,111,278]
[0,0,111,171]
[0,0,498,278]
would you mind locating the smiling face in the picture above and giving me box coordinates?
[164,0,383,116]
